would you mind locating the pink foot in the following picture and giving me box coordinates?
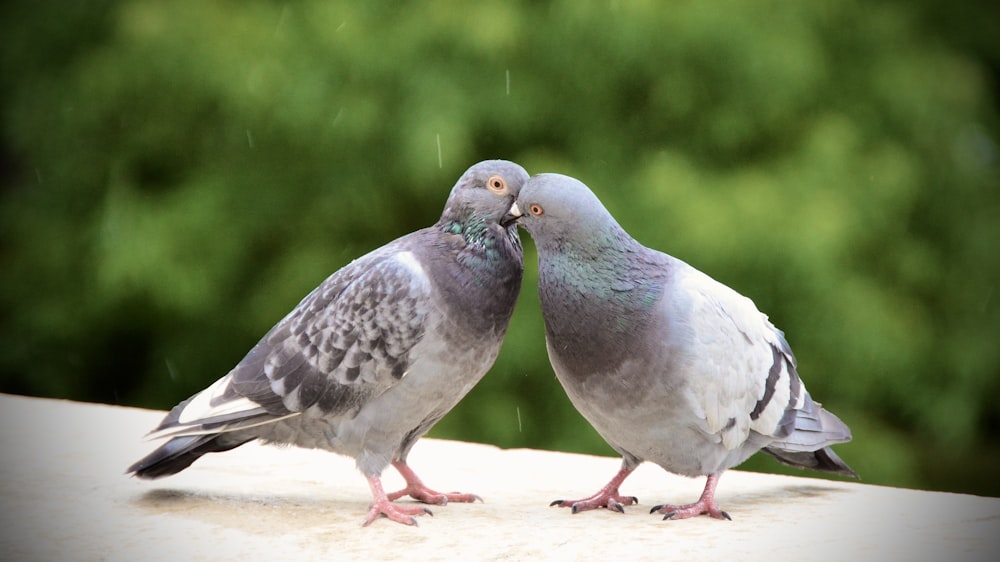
[551,490,638,513]
[387,460,483,505]
[363,474,433,526]
[363,497,433,526]
[551,464,638,514]
[651,473,732,521]
[651,500,730,521]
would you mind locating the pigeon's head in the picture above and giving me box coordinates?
[441,160,529,228]
[507,173,621,248]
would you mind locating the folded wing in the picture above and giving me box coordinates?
[143,246,433,442]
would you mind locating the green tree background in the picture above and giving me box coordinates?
[2,0,997,495]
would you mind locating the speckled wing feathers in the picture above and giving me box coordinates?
[251,248,429,408]
[147,243,432,440]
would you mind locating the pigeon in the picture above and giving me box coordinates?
[508,172,856,521]
[128,159,529,526]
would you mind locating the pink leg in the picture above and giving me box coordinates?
[550,463,638,514]
[386,460,483,505]
[362,473,433,526]
[650,472,731,521]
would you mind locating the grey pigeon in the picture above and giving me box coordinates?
[509,173,856,521]
[128,160,529,526]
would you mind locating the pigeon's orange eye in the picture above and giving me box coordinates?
[486,175,508,194]
[529,204,544,216]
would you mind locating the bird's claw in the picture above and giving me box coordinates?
[551,492,637,514]
[388,487,481,506]
[388,461,482,505]
[651,501,731,521]
[362,504,433,527]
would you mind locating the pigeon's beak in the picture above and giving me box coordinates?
[500,201,523,228]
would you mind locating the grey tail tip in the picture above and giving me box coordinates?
[763,446,859,479]
[127,434,251,479]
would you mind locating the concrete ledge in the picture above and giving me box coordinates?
[0,393,997,561]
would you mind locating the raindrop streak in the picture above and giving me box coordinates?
[516,406,522,432]
[246,129,255,149]
[165,359,179,382]
[506,69,510,96]
[436,134,443,169]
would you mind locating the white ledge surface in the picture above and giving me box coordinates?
[0,393,998,561]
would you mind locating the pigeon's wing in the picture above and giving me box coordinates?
[673,267,808,451]
[146,242,434,440]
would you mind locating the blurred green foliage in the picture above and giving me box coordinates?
[2,0,998,495]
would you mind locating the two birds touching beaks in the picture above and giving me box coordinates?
[127,160,856,526]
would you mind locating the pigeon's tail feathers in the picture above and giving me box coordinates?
[774,393,852,450]
[763,445,858,478]
[145,409,297,441]
[127,434,253,479]
[144,375,298,441]
[129,374,289,479]
[765,396,857,478]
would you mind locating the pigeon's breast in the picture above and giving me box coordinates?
[539,265,667,379]
[419,235,523,339]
